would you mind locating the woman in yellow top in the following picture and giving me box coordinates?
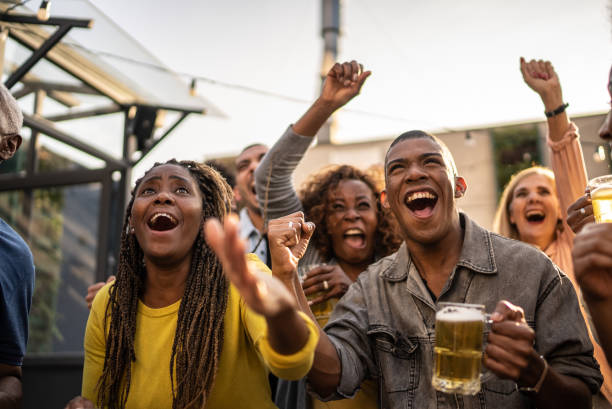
[65,160,318,409]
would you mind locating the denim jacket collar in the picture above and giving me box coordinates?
[380,212,498,282]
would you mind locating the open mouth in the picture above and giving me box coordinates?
[343,228,366,249]
[405,190,438,218]
[525,210,545,223]
[147,212,179,231]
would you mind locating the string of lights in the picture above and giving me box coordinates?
[5,25,442,127]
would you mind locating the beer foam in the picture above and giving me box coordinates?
[436,308,483,322]
[592,185,612,197]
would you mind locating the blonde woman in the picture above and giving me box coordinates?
[493,58,611,408]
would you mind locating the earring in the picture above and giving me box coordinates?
[129,226,135,234]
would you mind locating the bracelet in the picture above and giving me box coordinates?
[517,356,549,395]
[544,102,569,118]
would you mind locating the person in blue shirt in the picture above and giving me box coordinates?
[0,82,35,409]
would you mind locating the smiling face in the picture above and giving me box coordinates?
[508,172,560,250]
[383,137,465,245]
[130,164,203,266]
[234,144,268,213]
[324,179,378,265]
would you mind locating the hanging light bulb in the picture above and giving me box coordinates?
[37,0,50,21]
[594,145,607,163]
[189,78,197,96]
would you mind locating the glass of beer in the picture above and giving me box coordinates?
[432,302,489,395]
[299,264,337,327]
[588,175,612,223]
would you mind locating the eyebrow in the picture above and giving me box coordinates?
[387,152,443,167]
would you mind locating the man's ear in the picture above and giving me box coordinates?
[380,190,391,209]
[0,134,22,161]
[233,185,242,203]
[454,176,467,198]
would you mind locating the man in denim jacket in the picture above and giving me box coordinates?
[256,62,602,409]
[283,123,603,407]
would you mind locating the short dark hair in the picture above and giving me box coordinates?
[385,130,458,178]
[240,143,267,155]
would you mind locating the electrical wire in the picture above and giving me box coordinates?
[2,0,32,14]
[5,24,455,129]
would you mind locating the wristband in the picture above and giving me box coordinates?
[544,103,569,118]
[517,356,549,395]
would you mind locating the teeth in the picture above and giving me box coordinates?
[526,210,544,217]
[406,191,436,202]
[345,228,363,235]
[149,212,177,224]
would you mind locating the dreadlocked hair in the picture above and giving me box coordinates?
[96,159,233,409]
[299,164,402,262]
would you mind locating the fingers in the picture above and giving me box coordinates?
[86,282,106,309]
[303,264,334,280]
[485,313,535,381]
[573,223,612,260]
[490,300,526,323]
[329,60,368,87]
[566,195,594,234]
[303,272,334,295]
[268,212,307,248]
[64,396,95,409]
[519,56,529,80]
[521,57,553,81]
[544,60,556,81]
[573,224,612,270]
[490,319,535,343]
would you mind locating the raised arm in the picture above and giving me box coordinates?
[266,212,346,397]
[254,61,371,222]
[520,57,587,216]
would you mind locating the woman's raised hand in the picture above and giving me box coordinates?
[519,57,563,108]
[205,215,298,318]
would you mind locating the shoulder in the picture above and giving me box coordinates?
[356,249,403,286]
[490,232,559,271]
[0,220,34,291]
[487,231,566,299]
[0,220,34,269]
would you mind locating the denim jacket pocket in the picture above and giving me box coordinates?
[368,325,420,393]
[482,378,518,396]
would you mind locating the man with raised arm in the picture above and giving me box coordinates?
[247,61,601,409]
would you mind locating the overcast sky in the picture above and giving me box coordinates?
[47,1,612,177]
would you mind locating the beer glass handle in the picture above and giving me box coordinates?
[481,314,496,383]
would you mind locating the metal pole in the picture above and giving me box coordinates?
[318,0,340,144]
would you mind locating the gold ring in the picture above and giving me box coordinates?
[323,280,329,291]
[579,208,586,216]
